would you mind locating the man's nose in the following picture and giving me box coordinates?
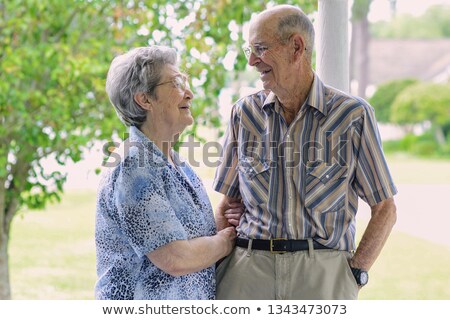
[248,52,260,66]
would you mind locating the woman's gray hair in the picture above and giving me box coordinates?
[277,10,315,61]
[105,46,177,127]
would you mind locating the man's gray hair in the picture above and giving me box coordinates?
[105,46,177,127]
[277,10,315,60]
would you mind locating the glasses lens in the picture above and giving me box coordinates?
[174,75,188,91]
[243,45,268,59]
[243,46,250,59]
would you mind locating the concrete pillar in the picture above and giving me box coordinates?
[316,0,349,93]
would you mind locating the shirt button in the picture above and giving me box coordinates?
[286,134,290,138]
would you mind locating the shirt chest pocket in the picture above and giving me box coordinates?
[238,156,271,206]
[305,162,348,212]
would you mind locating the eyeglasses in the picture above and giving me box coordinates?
[154,74,189,91]
[243,36,300,60]
[243,44,269,59]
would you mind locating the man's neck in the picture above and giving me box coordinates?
[277,69,314,125]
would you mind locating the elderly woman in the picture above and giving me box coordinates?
[95,46,240,300]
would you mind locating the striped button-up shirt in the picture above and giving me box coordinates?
[213,74,397,250]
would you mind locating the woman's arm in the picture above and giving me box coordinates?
[147,227,236,277]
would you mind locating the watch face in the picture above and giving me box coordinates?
[360,271,369,285]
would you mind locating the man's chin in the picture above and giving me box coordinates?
[262,82,273,92]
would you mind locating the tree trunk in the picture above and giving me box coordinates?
[0,158,30,300]
[0,232,11,299]
[0,176,11,299]
[434,126,446,146]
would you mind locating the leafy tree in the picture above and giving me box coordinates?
[0,0,122,299]
[369,79,418,123]
[0,0,315,299]
[371,5,450,39]
[391,82,450,145]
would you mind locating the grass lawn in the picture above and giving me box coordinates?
[359,227,450,299]
[9,192,96,299]
[8,154,450,299]
[386,154,450,184]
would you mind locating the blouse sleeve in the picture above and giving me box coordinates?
[114,160,188,258]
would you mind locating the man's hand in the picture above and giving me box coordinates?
[224,201,244,227]
[215,195,244,231]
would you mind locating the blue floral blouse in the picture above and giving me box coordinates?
[95,126,216,300]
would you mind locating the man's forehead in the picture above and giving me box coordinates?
[248,5,303,43]
[248,17,278,43]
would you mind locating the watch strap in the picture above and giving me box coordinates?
[350,267,368,286]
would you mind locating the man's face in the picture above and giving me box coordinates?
[247,18,292,94]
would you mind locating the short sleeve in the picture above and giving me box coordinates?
[213,104,241,198]
[115,162,188,258]
[353,104,398,206]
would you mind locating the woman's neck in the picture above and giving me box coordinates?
[139,122,177,159]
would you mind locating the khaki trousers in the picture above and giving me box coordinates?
[216,244,359,300]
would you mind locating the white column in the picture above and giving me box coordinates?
[316,0,349,93]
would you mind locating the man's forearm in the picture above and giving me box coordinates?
[351,197,397,271]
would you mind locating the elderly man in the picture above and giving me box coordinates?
[213,5,397,299]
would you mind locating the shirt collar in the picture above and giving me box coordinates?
[304,73,328,116]
[260,73,328,117]
[128,125,165,162]
[261,91,281,115]
[128,126,186,166]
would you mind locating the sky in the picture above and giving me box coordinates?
[368,0,450,21]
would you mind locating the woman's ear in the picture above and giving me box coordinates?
[134,92,152,111]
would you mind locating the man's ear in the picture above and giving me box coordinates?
[133,92,152,111]
[292,34,306,58]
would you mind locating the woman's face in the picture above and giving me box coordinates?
[150,64,194,136]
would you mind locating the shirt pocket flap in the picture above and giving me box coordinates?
[307,162,348,184]
[238,156,271,179]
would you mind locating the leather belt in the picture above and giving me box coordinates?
[235,237,330,253]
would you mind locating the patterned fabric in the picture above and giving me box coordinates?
[213,74,397,250]
[95,126,216,300]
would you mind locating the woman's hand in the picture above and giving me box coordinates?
[216,226,237,256]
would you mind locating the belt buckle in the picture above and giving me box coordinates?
[270,238,287,254]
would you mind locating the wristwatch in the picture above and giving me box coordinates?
[350,267,369,286]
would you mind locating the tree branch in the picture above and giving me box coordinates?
[0,177,6,234]
[52,7,81,43]
[4,194,19,238]
[74,2,110,53]
[4,160,30,236]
